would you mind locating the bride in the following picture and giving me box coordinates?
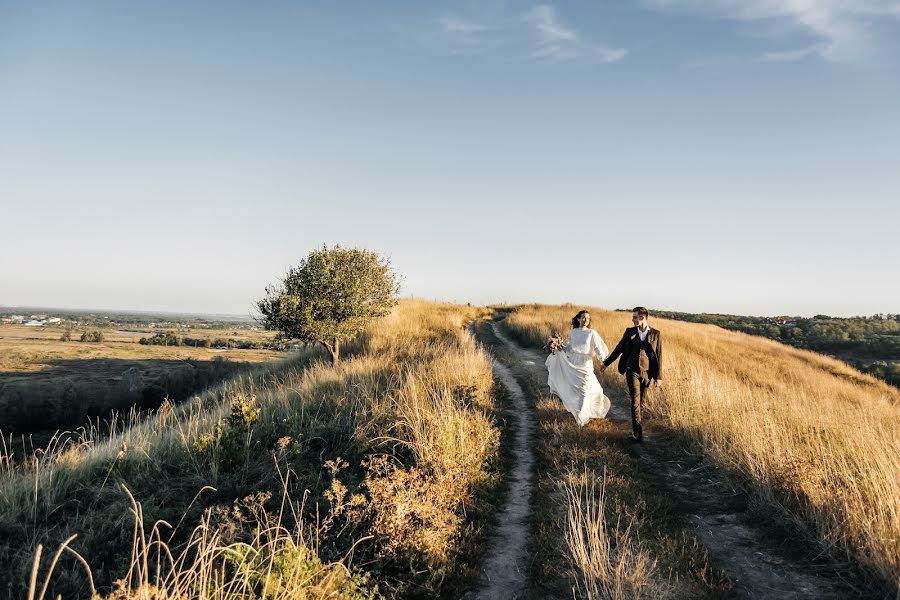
[545,310,611,426]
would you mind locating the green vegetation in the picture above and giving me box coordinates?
[79,330,105,343]
[651,310,900,386]
[138,332,290,350]
[257,246,400,366]
[2,301,501,599]
[0,307,258,330]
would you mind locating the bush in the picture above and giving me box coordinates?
[80,330,105,343]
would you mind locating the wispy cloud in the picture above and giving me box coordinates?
[521,5,627,64]
[437,16,490,36]
[644,0,900,62]
[523,5,578,44]
[759,44,823,62]
[435,4,626,66]
[434,15,496,55]
[682,44,820,70]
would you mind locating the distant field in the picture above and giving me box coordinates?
[0,324,283,369]
[0,324,287,431]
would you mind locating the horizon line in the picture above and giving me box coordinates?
[2,301,896,321]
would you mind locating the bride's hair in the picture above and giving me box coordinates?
[571,310,590,329]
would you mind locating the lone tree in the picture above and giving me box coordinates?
[256,245,400,366]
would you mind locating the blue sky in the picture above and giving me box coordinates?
[2,1,899,317]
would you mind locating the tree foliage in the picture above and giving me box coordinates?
[79,330,104,343]
[256,245,399,365]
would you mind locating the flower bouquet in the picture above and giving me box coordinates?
[546,333,566,355]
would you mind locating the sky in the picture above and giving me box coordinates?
[1,0,899,317]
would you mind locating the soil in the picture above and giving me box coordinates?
[467,322,537,599]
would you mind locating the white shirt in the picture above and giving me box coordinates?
[566,327,609,361]
[637,325,650,342]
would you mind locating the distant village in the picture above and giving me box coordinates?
[1,314,63,327]
[0,309,258,330]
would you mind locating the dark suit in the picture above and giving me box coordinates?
[603,326,663,440]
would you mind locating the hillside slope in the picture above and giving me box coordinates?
[1,301,501,599]
[503,304,900,595]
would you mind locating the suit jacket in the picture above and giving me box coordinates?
[603,327,663,380]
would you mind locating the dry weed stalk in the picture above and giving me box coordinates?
[564,467,660,599]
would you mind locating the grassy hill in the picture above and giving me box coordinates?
[502,304,900,593]
[649,309,900,387]
[4,300,898,598]
[1,300,502,599]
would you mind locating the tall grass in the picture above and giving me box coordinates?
[26,482,379,600]
[1,300,499,598]
[563,468,661,600]
[504,304,900,591]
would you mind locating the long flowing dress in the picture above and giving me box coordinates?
[545,327,611,426]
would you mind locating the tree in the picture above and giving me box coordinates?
[80,330,104,343]
[256,245,400,366]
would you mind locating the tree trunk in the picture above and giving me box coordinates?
[320,338,340,366]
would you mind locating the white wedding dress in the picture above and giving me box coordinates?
[545,327,611,426]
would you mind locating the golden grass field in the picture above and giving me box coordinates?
[503,304,900,592]
[0,324,284,373]
[0,324,287,433]
[3,300,500,599]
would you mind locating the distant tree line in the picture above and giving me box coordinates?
[652,311,900,387]
[2,307,257,330]
[139,332,292,351]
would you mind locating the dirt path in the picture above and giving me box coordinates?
[487,319,858,599]
[468,322,537,599]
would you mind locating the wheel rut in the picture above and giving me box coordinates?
[484,318,859,600]
[467,321,537,599]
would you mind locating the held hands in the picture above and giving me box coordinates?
[599,363,607,373]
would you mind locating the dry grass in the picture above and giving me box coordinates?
[26,481,378,600]
[563,467,662,600]
[504,304,900,590]
[2,300,499,598]
[0,324,283,371]
[0,324,285,431]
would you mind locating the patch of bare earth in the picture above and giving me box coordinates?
[466,321,537,599]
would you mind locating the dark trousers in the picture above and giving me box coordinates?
[625,370,650,439]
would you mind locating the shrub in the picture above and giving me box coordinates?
[80,330,105,343]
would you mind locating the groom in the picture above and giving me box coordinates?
[600,307,663,443]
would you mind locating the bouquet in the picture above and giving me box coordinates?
[546,333,566,355]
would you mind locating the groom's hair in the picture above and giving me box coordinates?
[632,307,649,318]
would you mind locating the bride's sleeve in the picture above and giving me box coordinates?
[592,330,609,361]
